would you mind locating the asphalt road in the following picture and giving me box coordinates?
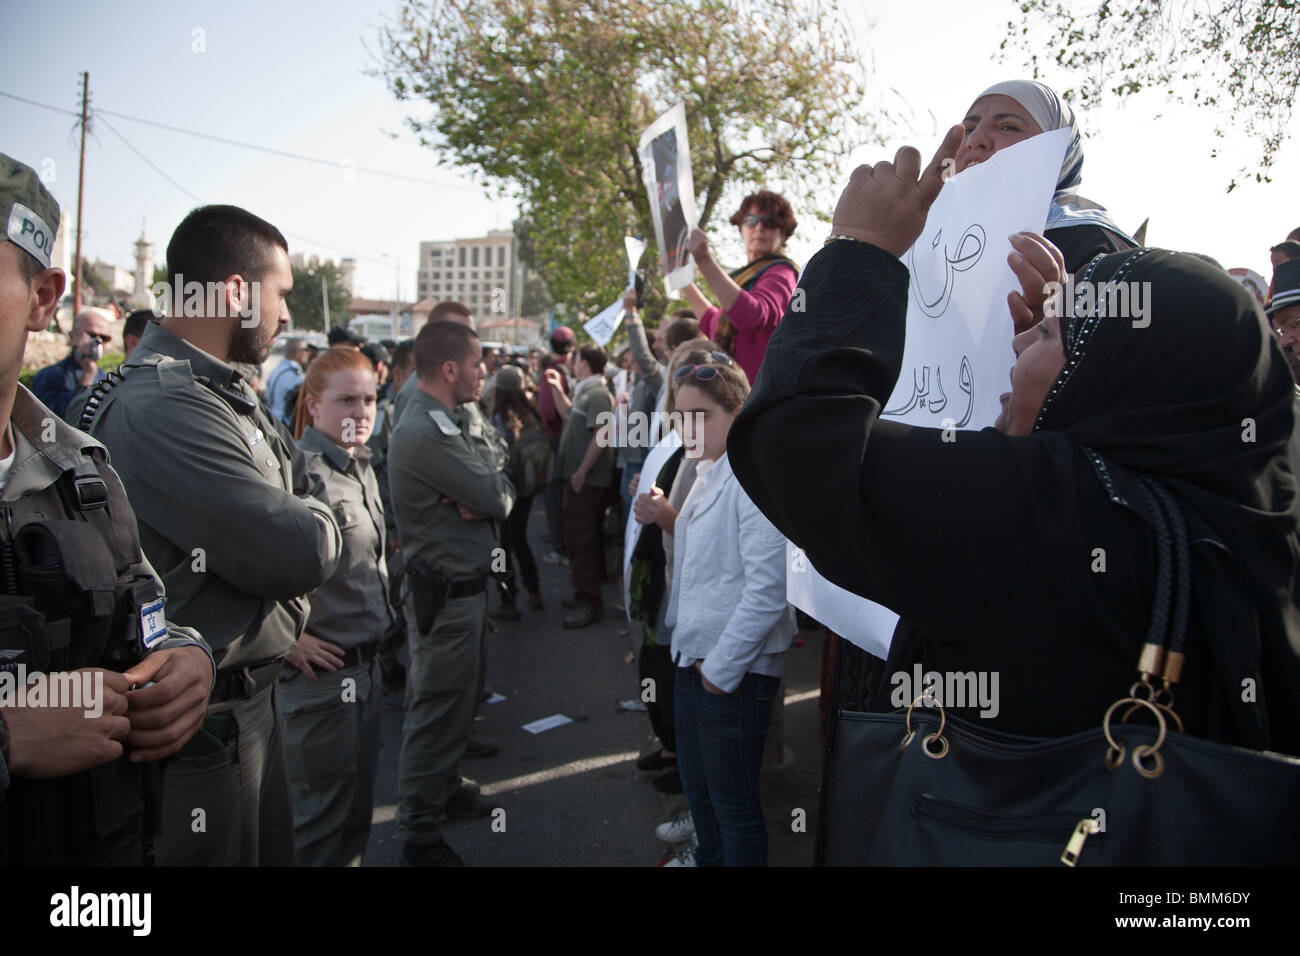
[362,500,825,866]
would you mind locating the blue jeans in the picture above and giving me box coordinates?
[674,665,780,866]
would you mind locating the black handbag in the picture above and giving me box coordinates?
[817,478,1300,866]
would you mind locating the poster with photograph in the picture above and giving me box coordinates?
[639,103,698,294]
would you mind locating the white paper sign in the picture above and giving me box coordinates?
[639,103,698,294]
[788,130,1070,658]
[622,430,683,618]
[625,235,647,289]
[786,542,900,659]
[582,296,624,347]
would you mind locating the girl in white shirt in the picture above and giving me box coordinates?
[665,352,796,866]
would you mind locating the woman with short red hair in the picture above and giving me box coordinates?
[683,190,799,384]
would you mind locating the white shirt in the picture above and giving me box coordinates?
[666,453,791,688]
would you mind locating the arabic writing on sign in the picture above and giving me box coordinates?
[908,224,986,318]
[884,354,975,427]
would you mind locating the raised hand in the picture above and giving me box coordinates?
[830,125,965,258]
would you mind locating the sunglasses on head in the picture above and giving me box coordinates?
[740,213,780,229]
[674,350,734,382]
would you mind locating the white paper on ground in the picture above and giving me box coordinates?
[486,692,507,705]
[582,297,624,347]
[787,130,1070,658]
[522,714,573,734]
[622,429,683,619]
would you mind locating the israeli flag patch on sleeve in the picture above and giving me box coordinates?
[140,598,168,650]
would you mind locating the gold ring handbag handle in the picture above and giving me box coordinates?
[1103,696,1168,778]
[901,692,949,759]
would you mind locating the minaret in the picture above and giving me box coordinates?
[340,257,356,297]
[131,222,153,308]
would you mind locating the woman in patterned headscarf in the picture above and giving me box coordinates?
[954,79,1137,273]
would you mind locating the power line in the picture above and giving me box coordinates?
[6,88,417,268]
[1,88,481,192]
[0,89,80,118]
[99,116,204,204]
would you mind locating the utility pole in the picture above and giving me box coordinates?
[73,71,90,313]
[511,222,522,346]
[381,253,399,338]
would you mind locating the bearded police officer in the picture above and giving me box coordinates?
[392,302,507,758]
[0,153,215,865]
[388,320,515,866]
[83,204,342,866]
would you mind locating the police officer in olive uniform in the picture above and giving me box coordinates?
[393,308,508,758]
[388,320,515,866]
[83,204,342,866]
[0,153,216,866]
[368,340,413,693]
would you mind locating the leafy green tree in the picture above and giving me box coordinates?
[520,273,552,319]
[1001,0,1299,189]
[511,217,551,319]
[376,0,875,313]
[285,260,352,332]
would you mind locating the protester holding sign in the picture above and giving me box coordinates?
[682,191,799,384]
[955,80,1136,272]
[729,126,1300,754]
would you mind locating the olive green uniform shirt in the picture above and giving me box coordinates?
[297,426,393,648]
[366,391,398,538]
[85,323,342,671]
[0,385,216,795]
[392,372,418,428]
[387,387,515,578]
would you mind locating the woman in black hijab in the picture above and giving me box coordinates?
[728,132,1300,755]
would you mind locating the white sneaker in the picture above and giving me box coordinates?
[654,813,695,845]
[662,834,698,867]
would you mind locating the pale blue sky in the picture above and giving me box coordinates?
[3,0,1294,300]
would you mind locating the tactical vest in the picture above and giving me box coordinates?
[0,438,165,866]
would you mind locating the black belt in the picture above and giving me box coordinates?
[339,642,379,668]
[211,660,284,703]
[447,574,488,599]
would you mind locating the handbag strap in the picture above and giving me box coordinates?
[1146,479,1192,659]
[1131,476,1193,708]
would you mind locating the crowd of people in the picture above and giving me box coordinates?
[3,73,1299,870]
